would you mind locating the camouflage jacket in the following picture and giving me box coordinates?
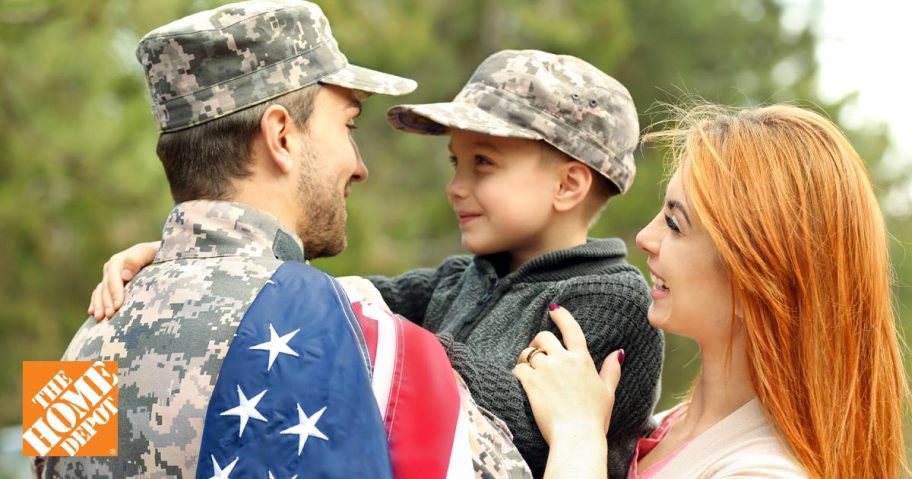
[42,200,530,479]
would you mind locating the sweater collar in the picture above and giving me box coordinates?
[155,200,305,263]
[473,238,629,283]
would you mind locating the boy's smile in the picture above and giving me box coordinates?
[455,211,482,224]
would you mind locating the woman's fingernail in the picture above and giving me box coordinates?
[548,303,559,311]
[122,271,134,281]
[617,349,626,366]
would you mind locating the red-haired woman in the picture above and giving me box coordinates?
[514,104,907,479]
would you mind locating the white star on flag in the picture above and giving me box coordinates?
[280,404,329,455]
[220,385,268,437]
[250,324,300,370]
[208,455,239,479]
[268,472,298,479]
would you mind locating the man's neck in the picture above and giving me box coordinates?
[231,188,298,239]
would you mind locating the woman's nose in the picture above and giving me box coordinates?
[636,214,662,256]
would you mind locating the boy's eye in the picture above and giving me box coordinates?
[474,155,492,166]
[664,214,681,234]
[448,155,457,167]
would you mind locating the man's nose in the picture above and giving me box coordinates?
[350,136,368,182]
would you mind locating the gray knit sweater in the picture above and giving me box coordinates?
[368,238,663,479]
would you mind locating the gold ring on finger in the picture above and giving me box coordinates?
[526,347,546,366]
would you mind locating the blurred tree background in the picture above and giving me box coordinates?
[1,0,909,472]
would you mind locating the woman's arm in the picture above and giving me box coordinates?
[513,306,624,479]
[544,426,610,479]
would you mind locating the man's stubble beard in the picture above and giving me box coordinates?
[294,145,348,260]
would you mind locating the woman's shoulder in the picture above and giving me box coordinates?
[710,401,806,476]
[656,400,808,478]
[706,432,807,478]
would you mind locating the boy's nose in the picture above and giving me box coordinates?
[446,175,468,200]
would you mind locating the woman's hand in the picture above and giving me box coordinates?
[513,305,624,445]
[513,305,624,479]
[88,241,161,321]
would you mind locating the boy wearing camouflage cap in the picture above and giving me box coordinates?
[374,50,664,478]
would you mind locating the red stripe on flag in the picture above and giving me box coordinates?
[349,299,462,478]
[351,302,378,366]
[384,314,461,479]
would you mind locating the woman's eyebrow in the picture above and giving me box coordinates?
[666,199,692,226]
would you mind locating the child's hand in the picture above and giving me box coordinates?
[512,305,623,446]
[88,241,161,321]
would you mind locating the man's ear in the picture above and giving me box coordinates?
[553,161,593,212]
[257,105,299,175]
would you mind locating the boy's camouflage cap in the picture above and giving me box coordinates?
[136,0,417,132]
[387,50,639,193]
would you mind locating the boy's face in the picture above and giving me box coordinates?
[447,129,560,262]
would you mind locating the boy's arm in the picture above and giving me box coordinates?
[441,275,663,479]
[367,256,471,327]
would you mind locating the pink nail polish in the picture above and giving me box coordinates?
[617,349,625,366]
[548,303,559,311]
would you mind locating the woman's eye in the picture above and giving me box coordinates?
[664,214,681,233]
[346,122,358,131]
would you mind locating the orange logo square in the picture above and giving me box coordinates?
[22,361,118,457]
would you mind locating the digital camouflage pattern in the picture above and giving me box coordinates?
[43,201,302,478]
[387,49,639,193]
[455,373,532,479]
[136,0,417,132]
[42,201,532,478]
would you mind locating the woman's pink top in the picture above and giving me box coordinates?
[627,404,690,479]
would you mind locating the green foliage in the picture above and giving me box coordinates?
[1,0,908,431]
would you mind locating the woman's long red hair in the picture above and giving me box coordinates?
[650,104,907,478]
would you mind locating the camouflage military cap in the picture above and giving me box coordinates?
[136,0,417,132]
[387,50,639,193]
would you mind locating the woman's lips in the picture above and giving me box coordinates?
[649,269,671,300]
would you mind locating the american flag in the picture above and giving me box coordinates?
[194,263,470,478]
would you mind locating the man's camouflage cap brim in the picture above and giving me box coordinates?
[136,0,417,132]
[387,50,639,193]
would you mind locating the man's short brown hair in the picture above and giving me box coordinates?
[156,85,320,203]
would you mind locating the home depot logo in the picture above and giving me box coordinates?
[22,361,118,456]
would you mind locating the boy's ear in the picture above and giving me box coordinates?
[255,105,299,175]
[553,161,593,212]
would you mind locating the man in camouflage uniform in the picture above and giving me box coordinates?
[39,1,530,478]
